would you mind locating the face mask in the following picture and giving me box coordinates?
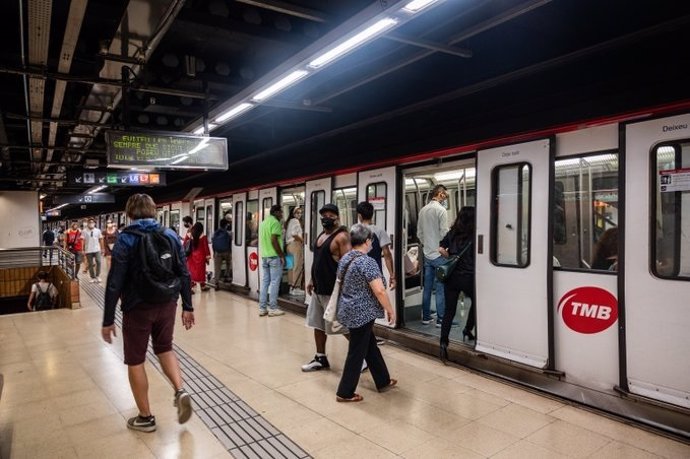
[88,223,95,229]
[365,240,373,254]
[184,223,191,228]
[321,217,336,229]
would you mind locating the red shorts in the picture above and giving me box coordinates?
[122,301,177,365]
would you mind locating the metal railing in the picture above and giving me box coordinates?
[0,246,77,279]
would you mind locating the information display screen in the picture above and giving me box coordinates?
[106,130,228,170]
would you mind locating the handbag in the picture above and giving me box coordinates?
[436,241,472,283]
[323,253,362,333]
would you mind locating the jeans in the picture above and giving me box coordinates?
[86,252,101,278]
[422,255,446,322]
[336,320,390,398]
[259,256,283,311]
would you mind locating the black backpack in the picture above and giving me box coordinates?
[33,283,53,310]
[124,228,182,303]
[368,232,383,272]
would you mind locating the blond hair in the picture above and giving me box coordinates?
[125,193,157,219]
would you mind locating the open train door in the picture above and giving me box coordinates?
[358,167,397,327]
[231,192,247,288]
[304,177,332,305]
[624,114,690,408]
[476,139,552,368]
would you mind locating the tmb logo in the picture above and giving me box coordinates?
[558,286,617,334]
[248,251,259,272]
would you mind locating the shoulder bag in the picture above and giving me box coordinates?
[323,253,362,334]
[436,241,472,283]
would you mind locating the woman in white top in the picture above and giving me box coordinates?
[285,207,304,295]
[27,271,58,311]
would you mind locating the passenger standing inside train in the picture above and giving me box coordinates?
[335,224,397,402]
[356,201,396,290]
[82,218,105,283]
[103,219,119,271]
[187,222,211,293]
[302,204,351,372]
[258,204,286,316]
[102,193,194,433]
[591,227,618,271]
[438,207,476,362]
[64,221,83,274]
[211,218,233,290]
[417,185,450,326]
[285,207,305,295]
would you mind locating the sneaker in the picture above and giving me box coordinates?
[361,360,369,373]
[127,415,156,432]
[96,278,101,283]
[376,338,385,345]
[289,287,295,295]
[421,318,433,325]
[435,320,460,328]
[90,278,97,283]
[174,389,193,424]
[258,309,268,317]
[291,288,305,295]
[268,309,285,317]
[301,355,330,372]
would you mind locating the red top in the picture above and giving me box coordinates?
[65,229,83,252]
[186,235,210,282]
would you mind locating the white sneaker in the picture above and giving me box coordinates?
[268,309,285,317]
[291,288,305,295]
[96,278,102,283]
[361,360,368,373]
[90,279,97,283]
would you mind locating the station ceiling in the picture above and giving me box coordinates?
[1,0,690,216]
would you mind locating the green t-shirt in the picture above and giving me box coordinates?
[258,215,283,258]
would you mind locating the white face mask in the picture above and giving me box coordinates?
[88,223,95,229]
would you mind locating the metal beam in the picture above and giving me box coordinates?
[383,33,472,58]
[235,0,327,23]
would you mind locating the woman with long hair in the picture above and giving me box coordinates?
[186,222,211,292]
[438,206,476,362]
[285,207,305,295]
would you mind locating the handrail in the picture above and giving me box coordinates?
[0,246,76,279]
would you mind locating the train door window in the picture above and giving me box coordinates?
[195,206,205,224]
[310,191,325,248]
[366,183,387,230]
[206,204,214,236]
[262,198,273,221]
[164,210,169,228]
[552,153,619,270]
[170,210,180,234]
[333,187,357,228]
[652,142,690,279]
[219,198,233,226]
[246,200,259,247]
[492,163,531,267]
[234,202,244,246]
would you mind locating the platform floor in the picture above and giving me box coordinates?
[1,277,689,458]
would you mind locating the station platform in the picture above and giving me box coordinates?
[1,277,689,458]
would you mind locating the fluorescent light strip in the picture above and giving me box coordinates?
[403,0,440,13]
[88,185,107,194]
[308,17,398,69]
[252,70,309,102]
[215,103,254,123]
[193,124,218,135]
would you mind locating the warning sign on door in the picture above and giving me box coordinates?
[659,168,690,192]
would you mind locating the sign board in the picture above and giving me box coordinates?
[106,130,228,170]
[67,170,167,187]
[45,209,61,217]
[558,286,618,334]
[659,168,690,192]
[54,193,116,205]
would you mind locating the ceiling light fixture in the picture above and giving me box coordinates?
[215,103,254,123]
[402,0,441,13]
[252,70,310,102]
[87,185,107,194]
[308,17,398,69]
[194,123,218,135]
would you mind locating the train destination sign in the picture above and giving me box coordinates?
[54,193,116,205]
[67,170,167,187]
[106,131,228,170]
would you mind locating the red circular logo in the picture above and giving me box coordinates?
[558,286,618,334]
[248,252,259,271]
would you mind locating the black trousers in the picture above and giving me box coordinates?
[336,320,390,398]
[441,272,475,346]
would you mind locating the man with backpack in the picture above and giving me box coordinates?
[101,193,195,433]
[356,201,396,290]
[27,271,57,311]
[211,218,232,290]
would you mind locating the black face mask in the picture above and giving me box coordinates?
[184,223,191,228]
[321,217,337,229]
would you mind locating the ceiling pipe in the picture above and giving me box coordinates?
[18,0,34,170]
[235,0,327,23]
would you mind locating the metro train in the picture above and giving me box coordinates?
[73,105,690,438]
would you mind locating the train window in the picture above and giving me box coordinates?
[234,201,243,246]
[652,142,690,279]
[262,197,273,221]
[552,153,619,270]
[491,163,531,267]
[195,206,205,223]
[333,187,357,228]
[246,200,259,247]
[366,183,387,230]
[310,190,325,249]
[206,205,214,236]
[170,210,180,234]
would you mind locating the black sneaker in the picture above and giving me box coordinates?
[174,389,193,424]
[301,355,330,372]
[127,415,156,432]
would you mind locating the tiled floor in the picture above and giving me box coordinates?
[1,278,689,458]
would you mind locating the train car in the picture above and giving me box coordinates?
[101,106,690,438]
